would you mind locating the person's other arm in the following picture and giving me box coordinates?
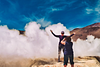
[70,32,75,37]
[61,38,66,45]
[50,30,59,37]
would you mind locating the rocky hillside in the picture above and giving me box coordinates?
[70,23,100,41]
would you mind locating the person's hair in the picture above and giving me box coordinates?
[65,36,71,42]
[61,31,64,34]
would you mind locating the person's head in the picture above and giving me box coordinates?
[61,31,64,36]
[65,36,71,42]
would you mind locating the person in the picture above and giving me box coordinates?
[50,30,75,62]
[61,36,74,67]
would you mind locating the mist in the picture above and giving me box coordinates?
[74,35,100,57]
[0,22,100,59]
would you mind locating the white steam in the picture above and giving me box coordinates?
[74,35,100,56]
[0,22,100,59]
[0,22,69,58]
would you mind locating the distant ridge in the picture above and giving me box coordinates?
[70,22,100,41]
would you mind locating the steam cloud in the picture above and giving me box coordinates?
[0,22,100,59]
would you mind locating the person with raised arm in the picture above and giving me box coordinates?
[50,30,75,62]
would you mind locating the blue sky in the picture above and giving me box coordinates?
[0,0,100,31]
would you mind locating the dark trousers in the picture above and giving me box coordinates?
[64,54,74,65]
[58,45,64,61]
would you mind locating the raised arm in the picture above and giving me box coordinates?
[70,32,75,37]
[50,30,59,37]
[61,38,66,45]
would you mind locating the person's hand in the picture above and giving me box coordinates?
[73,32,76,34]
[50,30,53,33]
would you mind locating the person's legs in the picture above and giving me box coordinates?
[64,55,68,67]
[58,46,61,62]
[62,45,65,53]
[69,55,74,67]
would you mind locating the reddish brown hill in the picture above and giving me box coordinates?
[70,23,100,41]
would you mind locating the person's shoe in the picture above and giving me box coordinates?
[64,65,66,67]
[71,64,74,67]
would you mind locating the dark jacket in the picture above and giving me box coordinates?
[64,42,73,55]
[51,32,74,46]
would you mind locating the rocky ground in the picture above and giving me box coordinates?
[31,56,100,67]
[0,56,99,67]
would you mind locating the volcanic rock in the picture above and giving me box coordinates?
[70,23,100,41]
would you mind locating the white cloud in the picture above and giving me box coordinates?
[85,0,100,23]
[74,35,100,56]
[0,22,100,59]
[51,8,63,12]
[21,15,51,27]
[95,8,100,14]
[43,0,78,13]
[93,0,100,22]
[36,18,51,27]
[86,8,93,14]
[0,22,70,58]
[95,6,100,15]
[85,0,100,15]
[21,15,33,22]
[47,4,67,12]
[68,27,75,31]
